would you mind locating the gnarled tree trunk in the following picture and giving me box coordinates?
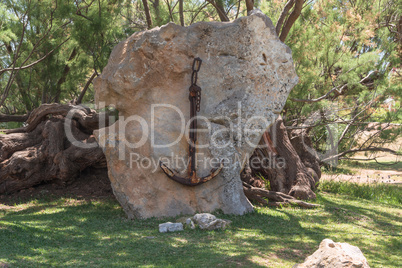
[0,103,109,194]
[242,116,321,206]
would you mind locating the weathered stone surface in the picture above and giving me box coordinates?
[159,222,184,233]
[192,213,216,229]
[192,213,231,230]
[185,218,196,230]
[176,217,196,229]
[294,239,370,268]
[206,219,232,230]
[94,10,298,219]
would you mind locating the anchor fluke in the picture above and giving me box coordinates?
[159,160,224,186]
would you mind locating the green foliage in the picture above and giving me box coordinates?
[256,172,271,190]
[0,121,23,130]
[0,0,127,114]
[257,0,402,160]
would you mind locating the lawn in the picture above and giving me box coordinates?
[0,187,401,267]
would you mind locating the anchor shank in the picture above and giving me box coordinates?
[159,57,223,186]
[189,94,197,175]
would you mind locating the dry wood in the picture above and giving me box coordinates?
[0,114,29,123]
[0,104,109,194]
[242,116,320,207]
[4,103,107,134]
[243,182,319,209]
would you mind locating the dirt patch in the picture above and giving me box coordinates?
[322,132,402,184]
[322,169,402,184]
[0,167,114,205]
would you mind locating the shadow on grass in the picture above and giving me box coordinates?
[0,193,401,267]
[1,199,268,267]
[314,194,401,267]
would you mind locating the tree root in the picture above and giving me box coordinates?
[0,104,109,194]
[242,182,320,209]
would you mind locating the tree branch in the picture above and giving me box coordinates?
[190,3,210,25]
[206,0,229,22]
[243,182,320,208]
[0,114,29,123]
[76,71,98,104]
[275,0,295,36]
[142,0,153,29]
[54,47,77,103]
[245,0,254,13]
[164,0,174,22]
[291,72,374,103]
[179,0,184,26]
[279,0,304,42]
[0,40,69,75]
[322,147,402,162]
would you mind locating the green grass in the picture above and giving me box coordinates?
[321,165,356,175]
[0,191,401,267]
[319,180,402,206]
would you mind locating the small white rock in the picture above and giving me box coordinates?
[193,213,217,229]
[185,218,196,229]
[159,222,183,233]
[192,213,231,230]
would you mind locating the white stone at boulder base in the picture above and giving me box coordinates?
[294,239,370,268]
[159,222,184,233]
[185,218,196,229]
[192,213,232,230]
[94,9,298,219]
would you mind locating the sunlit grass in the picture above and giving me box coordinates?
[318,180,402,205]
[0,192,401,267]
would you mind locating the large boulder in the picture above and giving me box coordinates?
[294,239,370,268]
[94,10,298,219]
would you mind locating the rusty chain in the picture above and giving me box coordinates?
[190,57,202,112]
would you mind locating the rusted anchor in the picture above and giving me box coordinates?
[159,57,223,186]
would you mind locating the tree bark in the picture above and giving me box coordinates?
[0,114,29,123]
[179,0,184,26]
[76,71,97,105]
[0,103,109,194]
[245,0,254,13]
[279,0,304,42]
[142,0,153,29]
[275,0,295,36]
[243,182,319,208]
[207,0,229,22]
[242,116,319,204]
